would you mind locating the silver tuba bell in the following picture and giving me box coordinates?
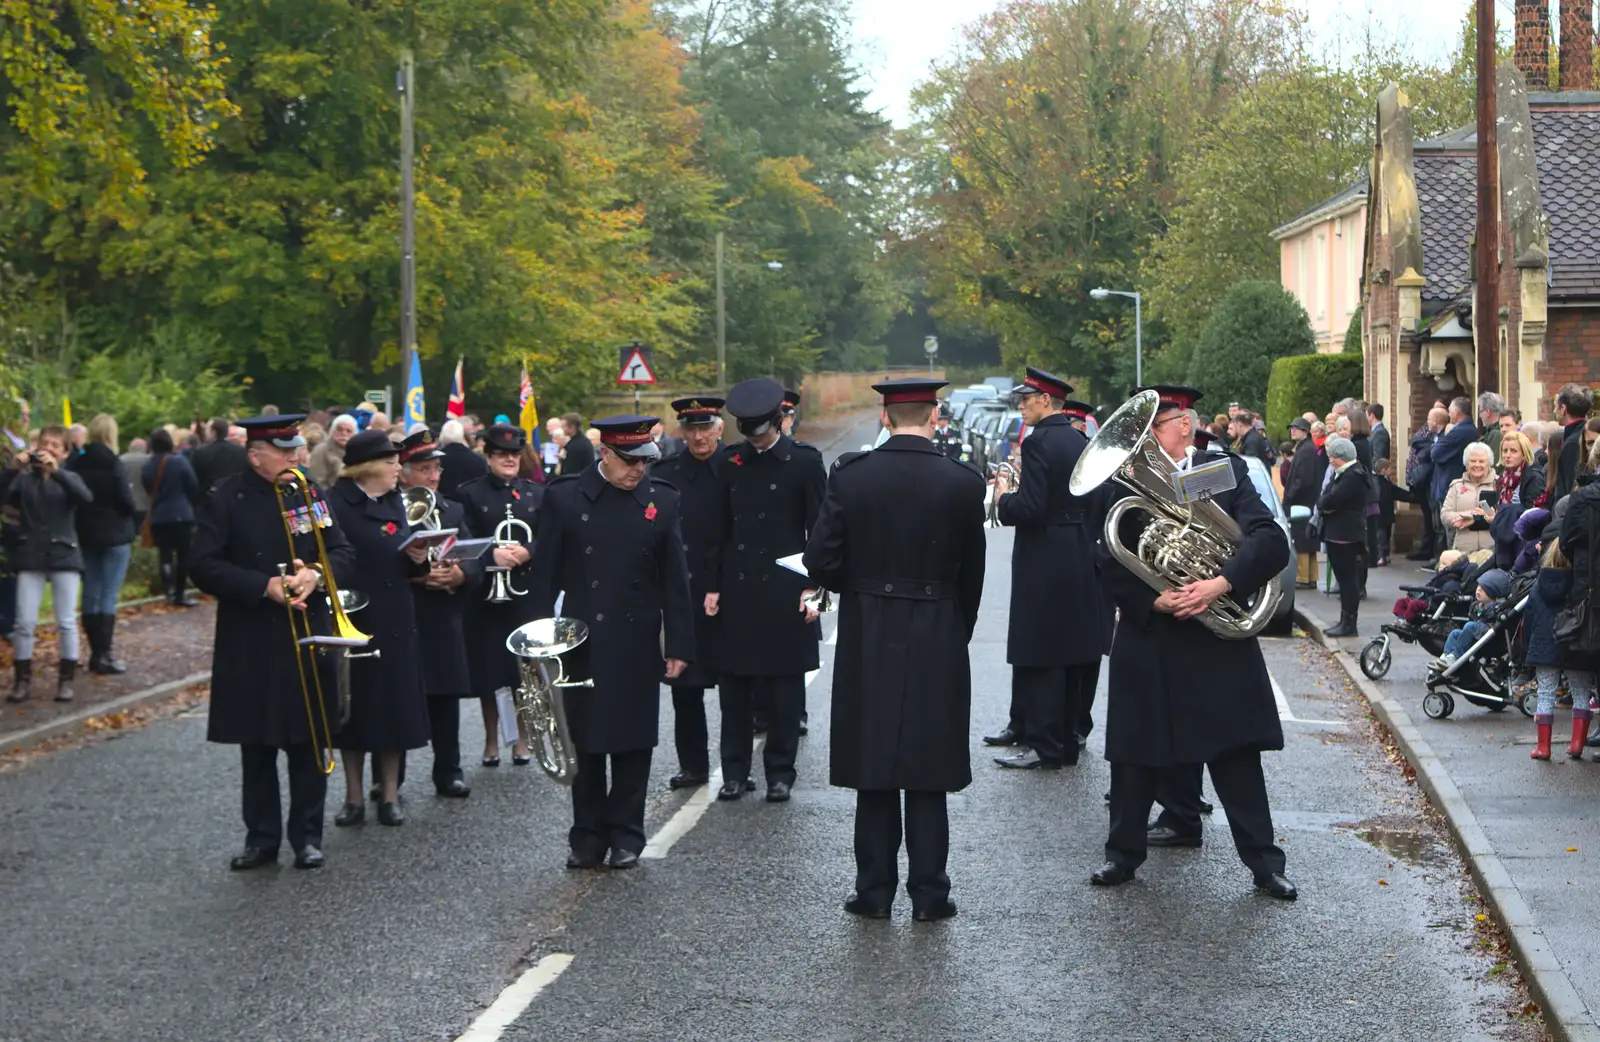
[485,503,534,603]
[506,617,594,784]
[1068,389,1281,640]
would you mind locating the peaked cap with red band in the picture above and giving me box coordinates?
[593,414,662,461]
[871,377,947,406]
[670,396,725,427]
[1009,366,1073,400]
[237,414,308,449]
[398,427,446,463]
[1134,384,1204,414]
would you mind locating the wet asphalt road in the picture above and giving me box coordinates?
[0,417,1537,1042]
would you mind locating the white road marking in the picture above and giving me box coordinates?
[1269,672,1346,727]
[455,953,574,1042]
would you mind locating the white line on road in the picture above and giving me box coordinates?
[1269,672,1346,727]
[456,953,574,1042]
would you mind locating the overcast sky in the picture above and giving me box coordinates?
[849,0,1522,126]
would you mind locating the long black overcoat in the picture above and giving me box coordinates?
[804,436,986,792]
[409,494,483,698]
[325,479,430,752]
[996,413,1111,665]
[706,435,826,676]
[456,473,544,697]
[1099,454,1290,767]
[650,446,722,687]
[528,468,695,754]
[191,469,356,748]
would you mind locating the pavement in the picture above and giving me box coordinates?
[0,417,1543,1042]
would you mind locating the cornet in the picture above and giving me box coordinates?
[485,503,534,603]
[506,618,594,784]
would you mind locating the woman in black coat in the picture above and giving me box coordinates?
[324,432,431,827]
[1317,436,1370,638]
[142,428,201,606]
[67,415,138,675]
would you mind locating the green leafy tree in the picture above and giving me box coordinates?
[1187,279,1314,411]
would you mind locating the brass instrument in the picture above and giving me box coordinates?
[989,461,1017,527]
[506,618,594,784]
[272,469,373,773]
[1068,389,1281,640]
[485,503,534,603]
[776,553,836,614]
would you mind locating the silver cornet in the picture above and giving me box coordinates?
[485,503,533,603]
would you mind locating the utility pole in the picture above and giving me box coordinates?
[715,231,726,390]
[399,51,417,405]
[1474,0,1499,395]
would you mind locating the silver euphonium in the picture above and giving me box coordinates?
[1068,389,1281,640]
[506,618,594,784]
[486,503,533,603]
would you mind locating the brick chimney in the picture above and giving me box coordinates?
[1515,0,1551,88]
[1559,0,1593,90]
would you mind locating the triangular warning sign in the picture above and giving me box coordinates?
[618,347,656,384]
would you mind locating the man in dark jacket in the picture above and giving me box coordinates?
[1554,383,1594,504]
[529,416,694,870]
[190,415,356,871]
[190,418,248,500]
[804,378,985,921]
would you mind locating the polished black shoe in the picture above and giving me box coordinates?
[609,848,640,870]
[981,726,1021,747]
[912,898,958,922]
[293,845,325,870]
[843,894,891,919]
[333,802,365,827]
[717,779,747,801]
[1147,825,1202,848]
[994,749,1061,770]
[766,781,792,802]
[435,779,471,798]
[377,801,405,826]
[1090,861,1136,886]
[1254,872,1298,901]
[566,850,604,870]
[229,847,278,871]
[668,772,709,791]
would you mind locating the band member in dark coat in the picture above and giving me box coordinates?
[705,378,827,803]
[649,396,725,789]
[191,415,356,870]
[398,428,483,798]
[989,368,1110,771]
[804,379,986,922]
[529,415,695,870]
[324,431,431,828]
[457,424,544,766]
[1087,386,1297,900]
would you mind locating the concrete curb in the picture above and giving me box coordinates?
[0,671,212,754]
[1295,603,1600,1042]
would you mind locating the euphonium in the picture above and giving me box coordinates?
[486,504,533,603]
[505,618,594,784]
[1068,389,1281,640]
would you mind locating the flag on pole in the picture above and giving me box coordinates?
[61,397,71,426]
[446,357,466,419]
[518,362,538,445]
[403,353,426,433]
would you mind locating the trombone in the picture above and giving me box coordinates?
[273,468,372,775]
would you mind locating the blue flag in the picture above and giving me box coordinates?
[404,353,426,432]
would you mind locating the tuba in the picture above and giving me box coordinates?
[506,618,594,784]
[1068,389,1281,640]
[485,504,533,603]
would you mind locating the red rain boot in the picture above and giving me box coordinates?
[1532,716,1553,761]
[1569,710,1591,760]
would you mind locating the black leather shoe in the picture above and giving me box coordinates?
[843,894,891,919]
[912,898,958,922]
[1254,872,1298,901]
[293,845,325,870]
[377,801,405,826]
[609,849,640,870]
[436,779,470,798]
[229,847,278,871]
[566,850,603,870]
[982,727,1021,747]
[1147,825,1202,848]
[717,780,746,801]
[766,781,792,802]
[994,749,1061,770]
[333,802,365,827]
[1090,861,1136,886]
[669,773,709,791]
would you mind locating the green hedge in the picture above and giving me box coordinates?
[1265,354,1364,442]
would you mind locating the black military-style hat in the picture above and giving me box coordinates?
[237,414,308,449]
[1133,384,1204,414]
[480,423,526,454]
[398,427,445,463]
[871,377,947,405]
[1010,366,1073,400]
[1061,400,1095,421]
[671,396,725,427]
[593,414,662,461]
[343,429,401,466]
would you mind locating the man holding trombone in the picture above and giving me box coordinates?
[191,414,356,872]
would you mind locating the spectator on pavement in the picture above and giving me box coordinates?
[142,429,201,607]
[307,414,357,487]
[1440,442,1499,555]
[68,414,137,676]
[436,418,488,500]
[190,417,248,500]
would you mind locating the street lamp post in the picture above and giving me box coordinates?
[1090,287,1142,387]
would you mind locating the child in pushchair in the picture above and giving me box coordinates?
[1357,549,1491,681]
[1421,567,1537,720]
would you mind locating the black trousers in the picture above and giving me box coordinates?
[719,674,803,786]
[670,685,710,778]
[240,742,325,854]
[854,790,950,908]
[570,749,652,858]
[1152,762,1205,838]
[1326,541,1364,621]
[1106,751,1285,876]
[1013,663,1098,764]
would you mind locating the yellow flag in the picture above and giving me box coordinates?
[61,397,71,426]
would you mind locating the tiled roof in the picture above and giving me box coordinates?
[1413,152,1477,307]
[1531,107,1600,300]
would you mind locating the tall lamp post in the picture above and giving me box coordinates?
[1090,287,1141,387]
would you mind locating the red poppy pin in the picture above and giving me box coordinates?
[645,502,658,521]
[383,521,398,535]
